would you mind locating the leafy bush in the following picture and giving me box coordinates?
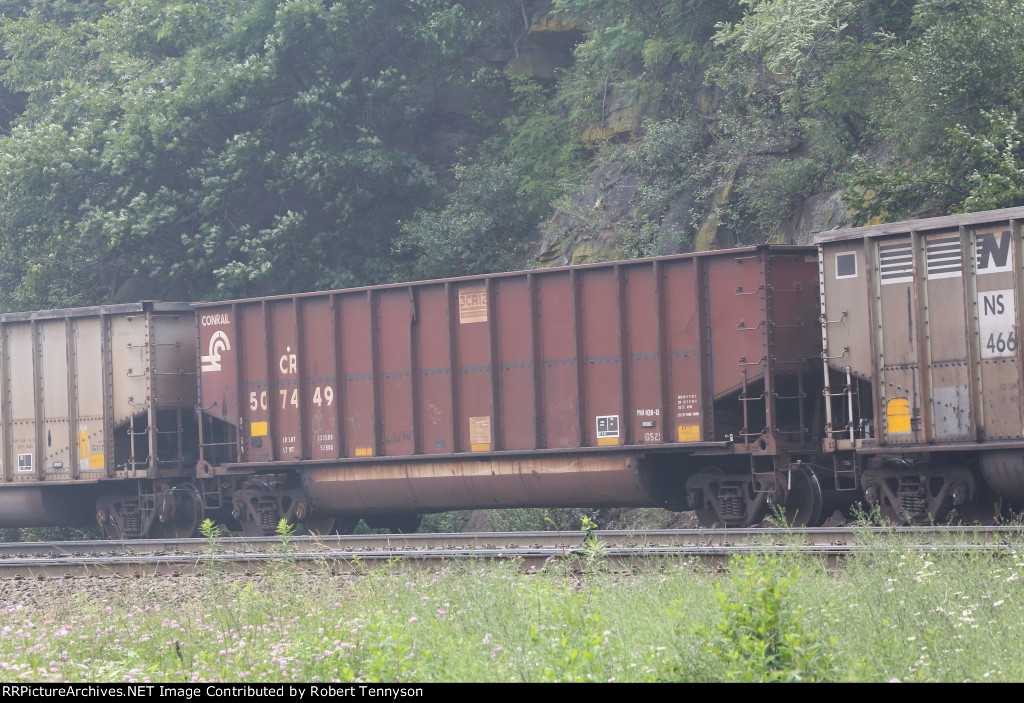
[706,555,836,681]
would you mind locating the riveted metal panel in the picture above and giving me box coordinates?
[0,303,195,487]
[493,276,535,450]
[299,296,338,460]
[378,287,416,456]
[579,266,623,447]
[816,206,1024,448]
[662,258,704,443]
[536,271,578,448]
[238,303,272,462]
[73,316,106,477]
[819,240,874,379]
[339,294,375,457]
[623,262,668,443]
[454,279,495,452]
[196,304,239,441]
[973,220,1023,439]
[706,253,767,400]
[415,283,454,454]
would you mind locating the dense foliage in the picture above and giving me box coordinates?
[0,0,1023,309]
[0,0,518,306]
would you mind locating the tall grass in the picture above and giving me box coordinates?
[2,542,1023,682]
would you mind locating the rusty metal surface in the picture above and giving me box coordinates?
[0,302,196,494]
[197,247,819,468]
[301,454,655,514]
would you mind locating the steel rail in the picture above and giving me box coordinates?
[0,527,1021,579]
[0,525,1019,558]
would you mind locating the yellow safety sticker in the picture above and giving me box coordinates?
[89,453,105,469]
[677,425,701,442]
[251,421,268,437]
[78,429,89,459]
[597,436,619,446]
[354,447,374,457]
[470,443,492,452]
[886,397,911,433]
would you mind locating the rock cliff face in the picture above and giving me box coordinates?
[505,12,584,80]
[528,147,853,268]
[508,10,857,269]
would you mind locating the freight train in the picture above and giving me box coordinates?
[2,206,1024,538]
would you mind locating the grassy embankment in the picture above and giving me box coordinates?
[2,527,1022,682]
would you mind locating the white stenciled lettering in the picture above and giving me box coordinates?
[279,346,298,375]
[200,313,231,326]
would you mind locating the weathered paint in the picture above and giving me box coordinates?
[817,206,1024,447]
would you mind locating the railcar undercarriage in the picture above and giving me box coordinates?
[684,460,835,528]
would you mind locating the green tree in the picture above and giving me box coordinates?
[843,0,1024,220]
[0,0,509,309]
[397,75,582,279]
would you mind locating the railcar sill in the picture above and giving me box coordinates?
[216,441,734,472]
[837,439,1024,454]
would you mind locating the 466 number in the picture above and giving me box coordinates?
[986,330,1019,354]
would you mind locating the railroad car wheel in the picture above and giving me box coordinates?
[956,485,1002,525]
[240,517,271,537]
[302,515,336,535]
[164,483,204,539]
[102,514,127,541]
[780,464,824,527]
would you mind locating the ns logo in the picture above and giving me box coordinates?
[977,230,1012,273]
[201,331,231,372]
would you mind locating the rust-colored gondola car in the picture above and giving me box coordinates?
[195,246,825,533]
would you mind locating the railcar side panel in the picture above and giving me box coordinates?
[198,247,821,466]
[972,221,1024,440]
[624,263,668,444]
[340,294,375,457]
[706,253,767,401]
[301,296,338,461]
[240,304,272,463]
[817,239,874,382]
[817,207,1024,448]
[0,303,195,527]
[536,271,578,448]
[377,288,414,457]
[494,276,534,451]
[662,258,706,444]
[579,266,623,448]
[74,318,106,478]
[416,284,455,454]
[455,280,496,452]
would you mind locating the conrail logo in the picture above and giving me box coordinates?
[201,330,231,372]
[200,313,231,326]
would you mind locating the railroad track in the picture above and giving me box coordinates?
[1,527,1021,579]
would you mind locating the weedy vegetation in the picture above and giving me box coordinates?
[2,528,1023,682]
